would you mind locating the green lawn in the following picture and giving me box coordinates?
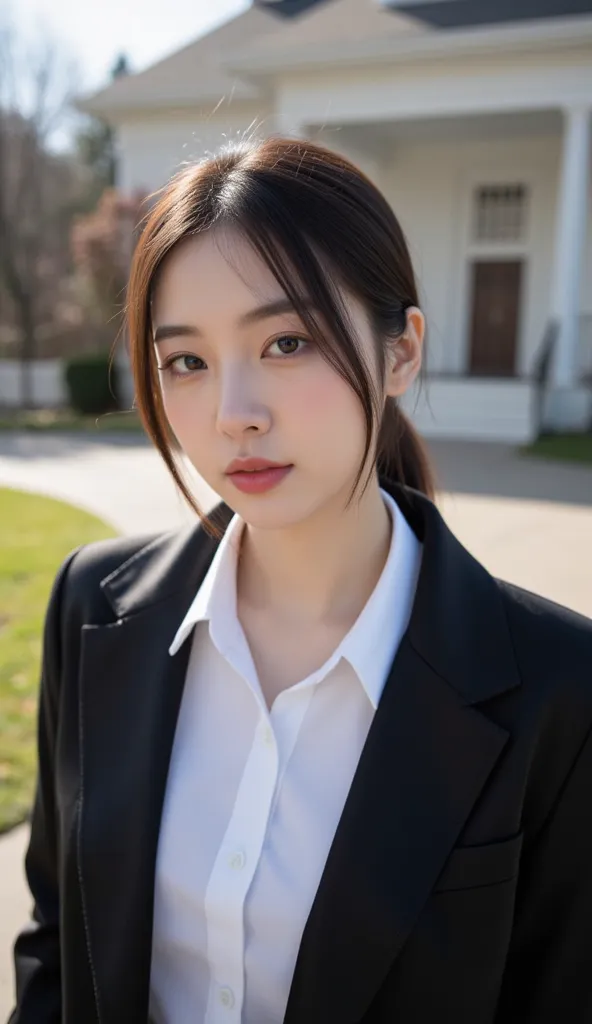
[0,408,144,433]
[0,490,116,833]
[523,433,592,465]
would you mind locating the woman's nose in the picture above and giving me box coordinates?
[215,369,272,439]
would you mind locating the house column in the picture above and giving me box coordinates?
[550,105,591,388]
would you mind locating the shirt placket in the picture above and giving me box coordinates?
[203,713,279,1022]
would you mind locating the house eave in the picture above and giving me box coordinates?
[75,86,264,121]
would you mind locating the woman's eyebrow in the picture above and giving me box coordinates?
[153,324,200,344]
[238,297,303,326]
[154,298,309,343]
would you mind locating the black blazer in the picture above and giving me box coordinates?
[9,481,592,1024]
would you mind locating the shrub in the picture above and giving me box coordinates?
[71,188,146,326]
[64,352,120,414]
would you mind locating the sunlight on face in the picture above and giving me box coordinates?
[151,228,381,530]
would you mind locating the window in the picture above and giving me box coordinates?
[473,185,528,244]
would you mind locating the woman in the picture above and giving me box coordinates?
[10,137,592,1024]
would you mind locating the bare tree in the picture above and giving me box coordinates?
[75,53,131,209]
[0,19,79,407]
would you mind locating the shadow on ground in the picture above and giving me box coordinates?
[427,440,592,507]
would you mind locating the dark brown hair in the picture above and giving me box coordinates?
[126,136,435,520]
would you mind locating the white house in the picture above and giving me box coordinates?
[82,0,592,442]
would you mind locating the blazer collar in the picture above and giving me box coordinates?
[99,504,233,620]
[392,482,521,703]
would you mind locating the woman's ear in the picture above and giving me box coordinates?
[385,306,425,398]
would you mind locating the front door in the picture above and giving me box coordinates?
[469,260,523,377]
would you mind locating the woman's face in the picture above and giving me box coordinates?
[151,228,422,530]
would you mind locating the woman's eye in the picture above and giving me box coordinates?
[266,335,308,357]
[160,354,206,377]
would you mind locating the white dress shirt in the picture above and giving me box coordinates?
[149,490,422,1024]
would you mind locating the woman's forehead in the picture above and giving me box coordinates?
[151,224,367,342]
[162,228,277,284]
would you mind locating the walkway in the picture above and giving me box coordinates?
[1,432,591,1016]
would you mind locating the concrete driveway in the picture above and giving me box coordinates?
[0,432,217,534]
[1,431,591,1017]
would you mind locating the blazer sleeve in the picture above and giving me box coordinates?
[8,549,81,1024]
[495,721,592,1022]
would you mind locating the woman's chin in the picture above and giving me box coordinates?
[230,498,310,532]
[216,484,319,532]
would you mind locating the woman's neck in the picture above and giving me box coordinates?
[237,475,392,631]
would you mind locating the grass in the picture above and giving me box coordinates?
[0,489,116,833]
[0,408,144,433]
[523,433,592,465]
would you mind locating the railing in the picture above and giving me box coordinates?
[579,313,592,383]
[532,319,558,439]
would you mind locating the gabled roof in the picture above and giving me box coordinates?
[80,5,283,116]
[248,0,427,52]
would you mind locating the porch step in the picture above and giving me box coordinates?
[401,378,536,444]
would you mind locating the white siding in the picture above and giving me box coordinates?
[115,105,274,194]
[274,47,592,128]
[0,360,65,408]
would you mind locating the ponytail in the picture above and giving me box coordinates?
[377,398,436,501]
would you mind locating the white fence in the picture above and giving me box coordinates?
[0,359,65,408]
[0,359,135,410]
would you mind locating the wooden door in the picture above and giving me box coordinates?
[469,260,523,377]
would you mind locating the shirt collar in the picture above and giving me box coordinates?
[337,489,421,708]
[169,489,422,710]
[168,513,244,657]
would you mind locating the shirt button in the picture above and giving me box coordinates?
[262,725,274,747]
[228,850,246,871]
[219,986,235,1009]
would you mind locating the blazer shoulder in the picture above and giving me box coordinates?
[498,578,592,644]
[497,578,592,706]
[496,580,592,841]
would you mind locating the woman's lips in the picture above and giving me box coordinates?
[226,464,293,494]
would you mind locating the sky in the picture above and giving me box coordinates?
[10,0,250,94]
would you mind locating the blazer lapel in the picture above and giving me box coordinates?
[284,639,509,1024]
[284,483,521,1024]
[76,517,229,1024]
